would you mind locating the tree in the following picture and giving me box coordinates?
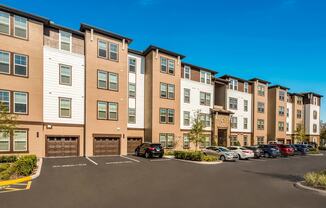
[320,121,326,147]
[295,125,306,144]
[0,102,17,135]
[189,111,206,151]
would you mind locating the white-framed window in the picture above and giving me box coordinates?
[129,58,136,73]
[244,82,249,93]
[279,91,285,101]
[243,136,248,146]
[98,40,108,58]
[229,97,238,110]
[313,111,318,120]
[231,117,238,129]
[313,97,318,105]
[108,72,118,91]
[297,110,302,119]
[200,92,211,106]
[184,66,191,79]
[229,79,238,90]
[14,54,28,76]
[160,57,167,73]
[97,71,107,89]
[287,123,289,132]
[200,71,211,84]
[59,97,71,118]
[0,90,10,112]
[0,131,10,152]
[13,130,27,152]
[183,111,190,126]
[258,84,265,96]
[184,88,190,103]
[244,118,248,129]
[97,101,107,120]
[109,43,118,61]
[0,50,10,74]
[278,122,285,131]
[0,11,10,35]
[159,133,174,148]
[258,102,264,113]
[59,31,72,52]
[14,15,28,39]
[168,59,175,74]
[244,100,248,112]
[257,119,264,130]
[14,92,27,114]
[128,83,136,98]
[108,102,118,120]
[257,137,264,145]
[200,114,211,128]
[160,83,174,99]
[230,135,238,146]
[128,108,136,124]
[183,134,190,149]
[279,106,285,116]
[59,64,72,85]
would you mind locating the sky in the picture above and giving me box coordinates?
[1,0,326,120]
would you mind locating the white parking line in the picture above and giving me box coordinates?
[105,161,133,165]
[53,163,87,168]
[86,157,98,165]
[120,155,141,163]
[150,159,172,162]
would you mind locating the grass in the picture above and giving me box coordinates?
[304,170,326,190]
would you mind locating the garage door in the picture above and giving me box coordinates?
[93,137,120,156]
[127,137,142,154]
[46,137,79,157]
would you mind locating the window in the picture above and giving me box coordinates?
[229,97,238,110]
[258,102,265,113]
[97,71,119,91]
[287,123,289,132]
[200,71,211,84]
[279,91,285,101]
[297,97,303,105]
[183,134,190,149]
[200,114,211,128]
[313,97,318,105]
[231,117,238,129]
[168,59,175,74]
[97,101,107,120]
[287,108,289,117]
[128,83,136,98]
[0,90,10,112]
[313,111,318,120]
[183,111,190,126]
[257,137,264,145]
[129,58,136,73]
[97,71,107,89]
[0,131,10,152]
[244,118,248,129]
[243,136,248,146]
[0,51,10,74]
[14,16,27,38]
[297,110,302,119]
[14,92,27,114]
[257,119,264,130]
[160,108,174,124]
[0,11,10,34]
[160,57,167,73]
[128,108,136,123]
[313,124,317,133]
[296,124,302,131]
[279,106,285,116]
[13,130,27,152]
[108,73,118,90]
[109,43,118,61]
[168,84,175,99]
[98,40,108,58]
[184,66,191,79]
[59,65,72,85]
[200,92,211,106]
[159,133,174,148]
[278,122,285,131]
[160,83,174,99]
[244,100,248,112]
[59,31,71,52]
[59,98,71,118]
[229,79,238,90]
[184,88,190,103]
[244,82,249,93]
[14,54,28,76]
[108,102,118,120]
[202,135,211,148]
[258,85,265,96]
[230,136,238,146]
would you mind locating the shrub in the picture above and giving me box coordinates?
[174,151,204,161]
[0,164,17,180]
[318,146,326,151]
[164,150,174,156]
[0,163,10,173]
[15,155,37,176]
[203,155,218,162]
[308,148,320,154]
[304,170,326,188]
[0,155,17,163]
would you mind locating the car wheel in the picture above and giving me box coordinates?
[264,153,269,158]
[220,155,225,161]
[145,152,151,159]
[135,150,139,156]
[238,154,242,160]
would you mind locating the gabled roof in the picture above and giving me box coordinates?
[249,78,271,85]
[143,45,185,59]
[182,62,217,74]
[268,85,290,90]
[80,23,132,43]
[219,75,250,83]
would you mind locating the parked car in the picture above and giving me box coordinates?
[135,143,164,158]
[228,146,254,160]
[203,146,238,161]
[275,144,294,156]
[245,146,263,158]
[258,145,281,158]
[292,144,308,155]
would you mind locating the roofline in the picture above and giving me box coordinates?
[143,45,185,59]
[182,62,217,74]
[48,22,84,37]
[213,77,229,85]
[249,78,271,84]
[0,4,49,24]
[288,92,304,97]
[301,92,323,98]
[268,85,290,90]
[80,23,132,43]
[219,75,251,83]
[128,48,143,56]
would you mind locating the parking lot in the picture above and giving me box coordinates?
[1,153,326,208]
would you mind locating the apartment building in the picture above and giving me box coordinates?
[218,75,253,146]
[286,93,304,144]
[267,85,289,143]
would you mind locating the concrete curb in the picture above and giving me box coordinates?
[31,158,43,180]
[174,159,222,165]
[294,181,326,196]
[163,155,175,159]
[307,153,324,156]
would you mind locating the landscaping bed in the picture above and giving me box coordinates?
[174,151,218,162]
[303,170,326,191]
[0,155,37,181]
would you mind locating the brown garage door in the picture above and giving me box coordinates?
[127,137,142,154]
[93,137,120,156]
[46,137,79,157]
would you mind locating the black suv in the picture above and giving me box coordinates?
[135,143,164,158]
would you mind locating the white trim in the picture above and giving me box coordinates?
[0,90,11,112]
[13,53,28,77]
[13,91,28,114]
[59,30,72,52]
[0,11,10,35]
[0,50,10,74]
[13,15,28,39]
[13,129,28,152]
[184,65,191,80]
[0,130,10,152]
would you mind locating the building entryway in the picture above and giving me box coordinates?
[218,129,228,146]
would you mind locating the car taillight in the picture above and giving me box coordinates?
[243,150,252,154]
[148,147,155,151]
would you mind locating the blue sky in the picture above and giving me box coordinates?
[1,0,326,120]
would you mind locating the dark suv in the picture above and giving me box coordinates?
[135,143,164,158]
[258,145,281,158]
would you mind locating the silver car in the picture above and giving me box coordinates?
[203,146,238,161]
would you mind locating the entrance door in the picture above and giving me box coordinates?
[218,129,228,146]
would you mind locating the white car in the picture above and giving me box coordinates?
[228,146,254,160]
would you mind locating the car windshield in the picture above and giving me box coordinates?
[218,147,229,152]
[150,144,162,148]
[240,147,247,150]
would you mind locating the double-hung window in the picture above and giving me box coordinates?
[97,101,107,120]
[108,73,118,90]
[278,122,285,131]
[229,79,238,90]
[183,134,190,149]
[200,71,211,84]
[14,16,27,39]
[14,54,28,76]
[244,100,248,112]
[97,71,119,91]
[160,108,167,123]
[313,111,318,120]
[14,92,27,114]
[313,124,317,133]
[244,118,248,129]
[200,114,211,128]
[244,82,249,93]
[160,83,174,99]
[98,71,108,89]
[0,51,10,74]
[258,85,265,96]
[59,98,71,118]
[160,57,167,73]
[200,92,211,106]
[0,12,10,35]
[184,66,191,79]
[13,130,27,152]
[279,106,285,116]
[98,40,108,58]
[159,133,174,148]
[0,131,10,152]
[128,108,136,123]
[59,65,72,85]
[297,110,302,119]
[184,88,190,103]
[109,43,118,61]
[129,58,136,73]
[183,111,190,126]
[168,59,175,74]
[279,91,285,101]
[168,84,175,99]
[258,102,265,113]
[229,97,238,110]
[231,117,238,129]
[257,119,264,130]
[108,103,118,120]
[128,83,136,98]
[0,90,10,112]
[60,31,71,52]
[160,108,174,124]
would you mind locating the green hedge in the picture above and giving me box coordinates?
[0,155,17,163]
[174,151,204,161]
[0,155,37,180]
[203,155,218,162]
[318,146,326,151]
